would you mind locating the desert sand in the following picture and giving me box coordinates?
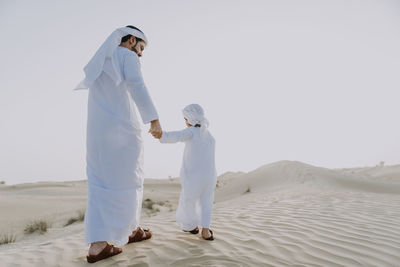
[0,161,399,266]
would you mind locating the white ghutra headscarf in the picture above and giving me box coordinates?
[182,104,209,132]
[75,26,148,90]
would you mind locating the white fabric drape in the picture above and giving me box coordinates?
[84,46,158,246]
[182,104,209,133]
[75,27,148,90]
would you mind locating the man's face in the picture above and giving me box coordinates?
[132,40,146,57]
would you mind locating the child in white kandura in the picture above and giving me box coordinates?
[157,104,217,240]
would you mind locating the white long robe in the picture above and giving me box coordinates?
[85,46,158,246]
[160,127,217,230]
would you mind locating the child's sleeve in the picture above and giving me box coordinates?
[160,128,193,143]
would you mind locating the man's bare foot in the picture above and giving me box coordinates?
[88,241,107,256]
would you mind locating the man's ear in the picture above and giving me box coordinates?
[130,36,137,46]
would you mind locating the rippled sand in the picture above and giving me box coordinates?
[1,161,399,266]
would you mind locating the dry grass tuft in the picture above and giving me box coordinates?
[0,233,16,245]
[24,220,49,234]
[142,198,173,215]
[64,210,85,227]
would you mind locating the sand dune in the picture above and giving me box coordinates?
[1,161,399,266]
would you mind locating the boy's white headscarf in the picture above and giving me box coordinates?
[182,104,209,132]
[75,26,148,90]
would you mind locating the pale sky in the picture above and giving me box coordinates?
[0,0,399,185]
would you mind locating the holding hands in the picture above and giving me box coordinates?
[149,119,162,139]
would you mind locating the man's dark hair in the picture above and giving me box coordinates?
[121,25,144,43]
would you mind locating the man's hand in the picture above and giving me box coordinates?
[149,119,162,139]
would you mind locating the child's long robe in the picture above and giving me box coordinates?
[160,127,217,230]
[85,46,158,246]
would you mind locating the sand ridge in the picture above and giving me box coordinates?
[0,161,399,266]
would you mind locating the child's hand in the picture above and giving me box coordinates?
[149,119,162,139]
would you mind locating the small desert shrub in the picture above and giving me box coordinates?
[24,220,49,234]
[0,234,16,245]
[142,199,172,209]
[64,210,85,227]
[142,199,173,215]
[142,198,155,209]
[244,186,251,194]
[0,181,5,185]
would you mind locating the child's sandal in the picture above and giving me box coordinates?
[202,229,214,241]
[183,226,199,234]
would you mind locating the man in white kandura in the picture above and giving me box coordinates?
[157,104,217,241]
[75,25,162,263]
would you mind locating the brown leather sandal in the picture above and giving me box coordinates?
[128,227,152,243]
[86,243,122,263]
